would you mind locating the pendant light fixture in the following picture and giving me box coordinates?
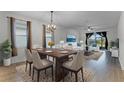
[47,11,56,32]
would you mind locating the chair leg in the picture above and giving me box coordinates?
[45,69,46,75]
[51,66,54,81]
[53,57,55,62]
[71,72,73,76]
[75,72,78,82]
[81,68,84,82]
[29,63,32,76]
[25,61,28,72]
[62,68,64,82]
[32,67,34,80]
[37,70,40,82]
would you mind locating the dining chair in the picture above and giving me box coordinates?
[25,49,33,76]
[62,51,85,82]
[32,50,54,82]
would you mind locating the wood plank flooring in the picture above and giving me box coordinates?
[0,51,124,82]
[84,51,124,82]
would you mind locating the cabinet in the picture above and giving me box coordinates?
[110,48,119,58]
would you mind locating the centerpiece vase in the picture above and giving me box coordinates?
[50,46,52,48]
[50,46,53,49]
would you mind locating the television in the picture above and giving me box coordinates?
[66,35,76,42]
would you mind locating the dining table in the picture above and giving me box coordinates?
[34,48,77,82]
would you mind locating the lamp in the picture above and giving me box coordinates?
[47,11,56,32]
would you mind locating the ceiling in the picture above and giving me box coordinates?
[9,11,121,30]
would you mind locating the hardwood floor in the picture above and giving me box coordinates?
[0,62,25,82]
[0,51,124,82]
[84,51,124,82]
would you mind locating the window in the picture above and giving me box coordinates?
[88,32,106,48]
[46,32,53,48]
[15,20,27,48]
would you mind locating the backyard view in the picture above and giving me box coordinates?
[88,33,106,49]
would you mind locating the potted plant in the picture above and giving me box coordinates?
[0,40,12,66]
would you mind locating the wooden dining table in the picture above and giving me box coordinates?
[34,48,77,81]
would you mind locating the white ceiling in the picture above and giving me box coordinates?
[9,11,121,30]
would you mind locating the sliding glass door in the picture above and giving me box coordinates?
[87,32,107,50]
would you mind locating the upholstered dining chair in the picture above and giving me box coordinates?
[62,51,85,82]
[32,50,54,82]
[25,49,33,76]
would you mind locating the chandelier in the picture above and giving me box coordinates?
[47,11,56,32]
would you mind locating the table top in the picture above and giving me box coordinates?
[34,48,77,58]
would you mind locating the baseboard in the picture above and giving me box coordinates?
[11,56,26,64]
[119,57,124,70]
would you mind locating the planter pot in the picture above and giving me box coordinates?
[3,58,11,66]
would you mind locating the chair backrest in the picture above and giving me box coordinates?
[32,50,43,67]
[71,51,85,70]
[32,44,42,49]
[25,49,32,62]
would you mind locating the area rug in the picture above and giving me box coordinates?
[16,64,94,82]
[84,51,103,60]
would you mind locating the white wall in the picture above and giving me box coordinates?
[54,27,67,43]
[56,27,118,46]
[0,12,9,43]
[117,12,124,70]
[0,12,45,64]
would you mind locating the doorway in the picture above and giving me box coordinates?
[86,32,108,51]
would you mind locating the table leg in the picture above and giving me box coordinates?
[55,56,69,82]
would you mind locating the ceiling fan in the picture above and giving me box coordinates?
[81,24,111,32]
[87,25,94,31]
[81,20,111,31]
